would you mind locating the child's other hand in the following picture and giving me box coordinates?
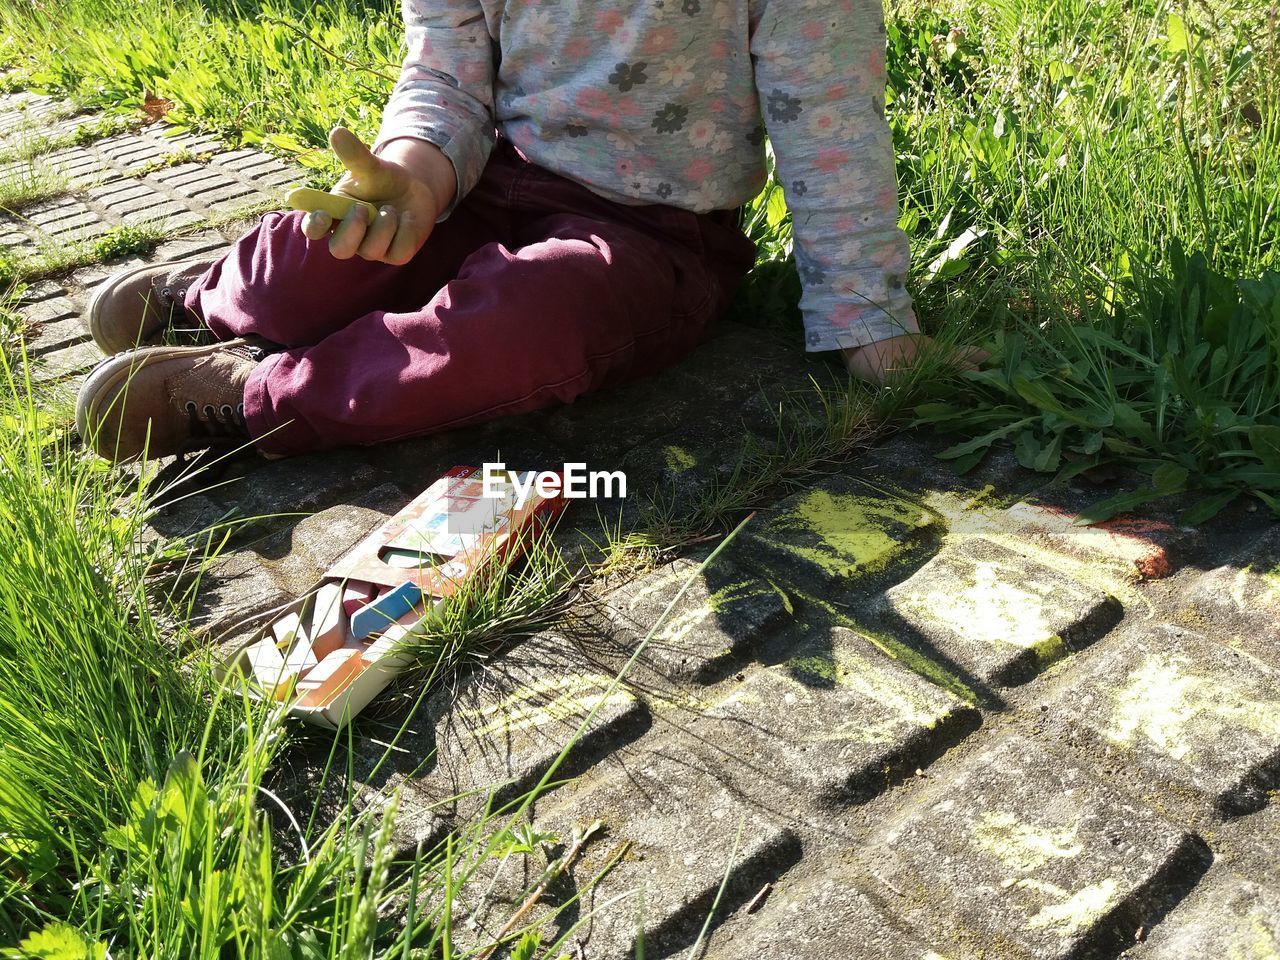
[841,334,988,386]
[301,127,456,265]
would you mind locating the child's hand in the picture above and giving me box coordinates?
[841,334,988,386]
[301,127,456,265]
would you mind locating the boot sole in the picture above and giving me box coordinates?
[75,339,250,462]
[86,257,210,354]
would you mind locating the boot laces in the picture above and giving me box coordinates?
[183,399,247,438]
[177,344,263,444]
[155,267,216,345]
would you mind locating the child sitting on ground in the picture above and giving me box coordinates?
[76,0,972,462]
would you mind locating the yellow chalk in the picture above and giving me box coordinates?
[286,187,379,222]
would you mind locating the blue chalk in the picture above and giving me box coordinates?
[350,581,425,640]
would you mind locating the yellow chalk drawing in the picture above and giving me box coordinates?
[740,646,952,744]
[820,646,953,744]
[460,674,635,738]
[623,566,688,607]
[662,445,696,475]
[1232,912,1279,960]
[766,490,933,578]
[793,588,980,704]
[972,812,1083,872]
[1022,878,1119,937]
[920,489,1148,612]
[629,578,777,650]
[892,554,1089,664]
[1107,654,1280,763]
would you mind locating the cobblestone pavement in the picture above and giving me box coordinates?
[4,88,1279,959]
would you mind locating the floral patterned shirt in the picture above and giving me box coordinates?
[374,0,918,350]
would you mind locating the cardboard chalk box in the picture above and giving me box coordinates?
[225,465,566,729]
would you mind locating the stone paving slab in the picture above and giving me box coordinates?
[1183,525,1280,668]
[1214,801,1280,890]
[884,535,1121,688]
[600,555,792,682]
[26,314,86,355]
[1046,624,1280,816]
[1002,493,1191,583]
[1135,868,1279,959]
[704,873,946,960]
[41,148,115,191]
[18,294,77,327]
[192,484,406,647]
[13,196,108,245]
[342,630,652,859]
[869,734,1210,960]
[31,339,100,384]
[522,745,803,960]
[422,633,651,809]
[683,626,980,806]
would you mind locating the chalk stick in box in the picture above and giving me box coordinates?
[296,649,364,709]
[342,581,378,618]
[350,581,426,640]
[305,582,347,660]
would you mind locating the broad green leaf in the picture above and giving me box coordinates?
[1151,463,1189,493]
[765,186,788,228]
[1112,403,1152,439]
[160,751,207,837]
[913,402,961,420]
[1015,430,1040,470]
[1213,464,1280,487]
[12,924,107,960]
[951,447,990,474]
[1074,487,1163,525]
[1056,455,1104,483]
[511,932,542,960]
[1103,436,1147,456]
[1179,490,1239,525]
[1248,425,1280,471]
[936,418,1034,460]
[1033,432,1064,472]
[1011,375,1107,428]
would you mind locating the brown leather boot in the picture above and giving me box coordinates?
[86,256,222,354]
[75,339,271,462]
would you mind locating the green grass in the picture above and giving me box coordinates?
[0,159,66,214]
[0,224,167,289]
[883,0,1280,516]
[0,115,134,168]
[0,0,403,179]
[0,0,1276,951]
[0,338,650,955]
[915,248,1280,521]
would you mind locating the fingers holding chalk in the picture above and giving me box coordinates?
[287,187,379,223]
[301,209,333,241]
[327,199,371,260]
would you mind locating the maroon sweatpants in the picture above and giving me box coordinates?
[186,141,757,458]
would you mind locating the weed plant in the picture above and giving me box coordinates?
[0,159,65,214]
[892,0,1280,517]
